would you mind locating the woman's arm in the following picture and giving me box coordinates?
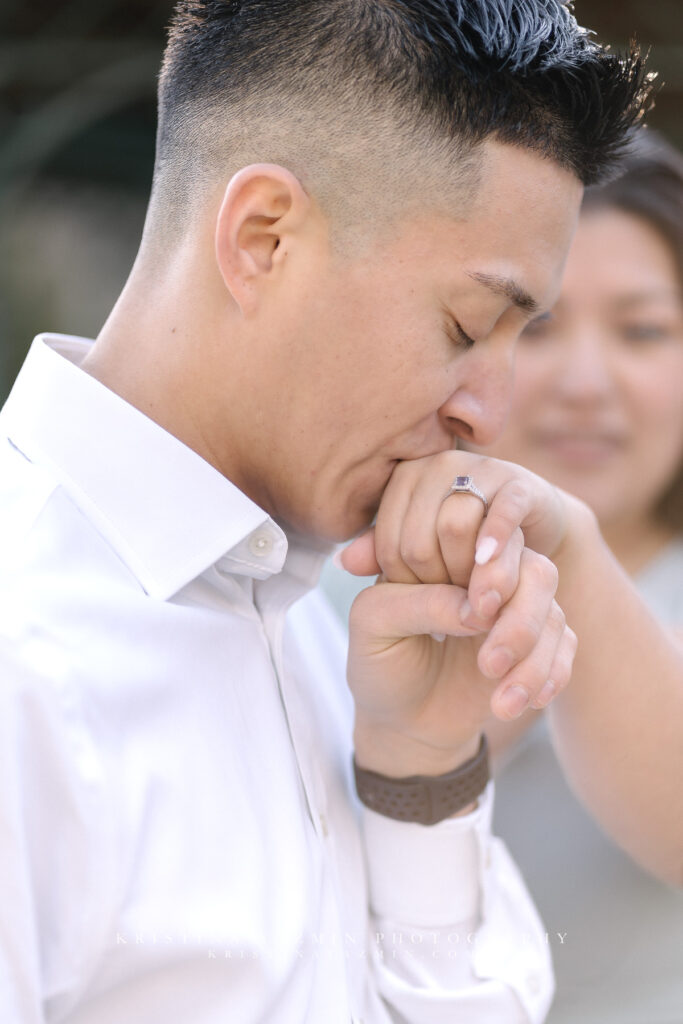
[548,502,683,885]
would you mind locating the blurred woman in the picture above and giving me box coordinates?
[480,130,683,1023]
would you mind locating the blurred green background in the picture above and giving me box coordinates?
[1,0,681,402]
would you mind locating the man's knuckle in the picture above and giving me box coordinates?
[439,511,476,543]
[565,626,579,654]
[484,560,515,594]
[549,601,566,630]
[400,540,435,571]
[504,614,540,651]
[525,552,558,590]
[522,610,545,641]
[555,657,574,688]
[545,559,560,589]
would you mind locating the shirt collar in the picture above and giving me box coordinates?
[1,334,330,600]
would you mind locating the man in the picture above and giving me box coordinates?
[0,2,659,1022]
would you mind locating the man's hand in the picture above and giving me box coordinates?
[341,451,579,777]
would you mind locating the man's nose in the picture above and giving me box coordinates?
[437,347,515,447]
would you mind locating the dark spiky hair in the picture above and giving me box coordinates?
[149,0,653,241]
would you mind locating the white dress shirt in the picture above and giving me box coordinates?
[0,334,553,1023]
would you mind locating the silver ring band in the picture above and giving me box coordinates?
[442,475,489,516]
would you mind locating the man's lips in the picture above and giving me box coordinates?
[393,441,457,464]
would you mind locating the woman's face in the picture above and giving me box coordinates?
[475,207,683,529]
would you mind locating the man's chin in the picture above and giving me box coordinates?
[275,469,389,544]
[292,498,380,546]
[318,505,378,545]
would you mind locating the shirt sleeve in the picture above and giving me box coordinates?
[360,782,554,1023]
[0,646,116,1024]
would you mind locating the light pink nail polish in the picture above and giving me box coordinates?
[332,549,345,570]
[475,536,498,566]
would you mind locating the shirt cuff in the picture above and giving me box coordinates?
[361,781,494,928]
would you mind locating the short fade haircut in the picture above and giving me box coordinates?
[149,0,653,244]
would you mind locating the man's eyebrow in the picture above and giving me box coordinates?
[467,271,540,316]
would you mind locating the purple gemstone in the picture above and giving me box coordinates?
[455,476,470,487]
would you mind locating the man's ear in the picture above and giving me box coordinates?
[215,163,312,314]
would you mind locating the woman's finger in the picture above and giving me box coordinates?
[462,526,525,627]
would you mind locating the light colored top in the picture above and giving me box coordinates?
[0,334,553,1024]
[634,538,683,628]
[493,540,683,1024]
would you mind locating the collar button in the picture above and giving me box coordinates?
[248,531,274,558]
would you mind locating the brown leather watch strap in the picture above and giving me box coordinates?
[353,735,489,826]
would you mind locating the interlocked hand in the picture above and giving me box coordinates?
[342,451,578,776]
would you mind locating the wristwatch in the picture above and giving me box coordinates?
[353,735,489,825]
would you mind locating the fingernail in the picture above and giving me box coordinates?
[532,679,556,709]
[500,685,530,719]
[332,549,345,570]
[460,599,472,621]
[430,633,446,642]
[477,589,501,618]
[475,537,498,566]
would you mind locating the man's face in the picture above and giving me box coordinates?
[238,142,583,541]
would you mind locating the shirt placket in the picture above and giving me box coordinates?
[255,578,362,1022]
[256,581,328,839]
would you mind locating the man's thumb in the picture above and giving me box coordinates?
[335,528,381,576]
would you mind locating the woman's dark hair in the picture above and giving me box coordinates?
[584,130,683,533]
[584,130,683,279]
